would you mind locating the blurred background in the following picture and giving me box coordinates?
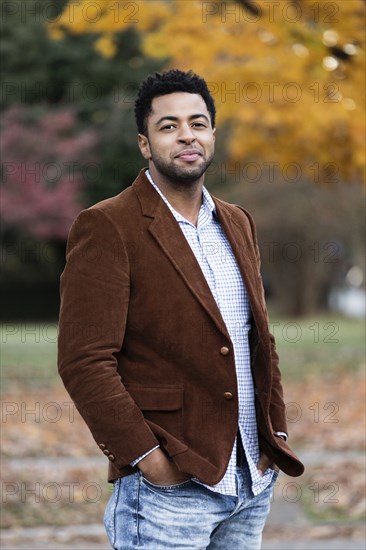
[1,1,365,548]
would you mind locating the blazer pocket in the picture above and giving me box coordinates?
[124,385,184,443]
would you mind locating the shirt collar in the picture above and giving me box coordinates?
[145,169,216,224]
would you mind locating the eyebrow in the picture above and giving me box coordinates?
[155,113,210,126]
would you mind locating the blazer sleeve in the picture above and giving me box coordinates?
[58,207,159,468]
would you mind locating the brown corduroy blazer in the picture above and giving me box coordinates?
[58,169,304,483]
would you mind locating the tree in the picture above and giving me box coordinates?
[225,178,365,315]
[50,0,365,184]
[0,103,99,318]
[0,0,165,204]
[0,0,163,110]
[1,105,98,239]
[48,0,365,315]
[0,0,166,318]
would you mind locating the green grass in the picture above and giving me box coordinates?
[0,322,59,391]
[269,314,365,380]
[1,315,364,391]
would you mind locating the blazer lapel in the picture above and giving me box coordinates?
[133,171,230,339]
[133,169,266,341]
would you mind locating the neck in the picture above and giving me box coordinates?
[149,166,204,226]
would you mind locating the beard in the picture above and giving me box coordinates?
[149,147,214,186]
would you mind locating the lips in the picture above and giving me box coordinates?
[175,149,202,161]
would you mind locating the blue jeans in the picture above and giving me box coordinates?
[104,462,278,550]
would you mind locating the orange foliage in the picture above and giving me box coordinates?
[49,0,365,183]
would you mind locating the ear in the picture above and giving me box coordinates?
[212,127,216,142]
[138,134,152,159]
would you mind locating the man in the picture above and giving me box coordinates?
[58,69,304,549]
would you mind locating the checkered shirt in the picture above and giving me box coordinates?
[142,170,274,496]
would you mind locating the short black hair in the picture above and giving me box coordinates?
[134,69,216,135]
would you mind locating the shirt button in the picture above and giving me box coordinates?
[224,392,233,400]
[103,449,110,456]
[108,454,115,462]
[99,443,106,450]
[220,346,230,355]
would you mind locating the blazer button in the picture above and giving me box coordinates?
[108,454,115,462]
[224,392,233,400]
[103,449,110,456]
[99,443,106,450]
[220,346,230,355]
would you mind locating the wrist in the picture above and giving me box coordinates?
[137,448,167,475]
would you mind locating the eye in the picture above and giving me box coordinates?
[192,122,207,128]
[161,124,176,130]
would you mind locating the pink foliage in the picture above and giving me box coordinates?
[1,105,99,239]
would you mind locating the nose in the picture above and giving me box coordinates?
[177,123,196,143]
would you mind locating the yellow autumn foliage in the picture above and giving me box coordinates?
[49,0,365,183]
[95,33,117,57]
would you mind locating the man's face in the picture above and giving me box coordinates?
[138,92,216,185]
